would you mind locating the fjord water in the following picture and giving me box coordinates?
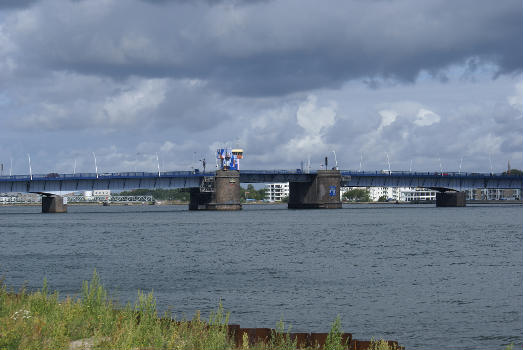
[1,204,521,349]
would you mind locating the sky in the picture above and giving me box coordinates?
[0,0,522,175]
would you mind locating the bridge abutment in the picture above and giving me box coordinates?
[288,170,342,209]
[42,195,67,213]
[436,191,466,207]
[189,170,242,210]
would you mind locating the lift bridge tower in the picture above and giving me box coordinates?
[189,148,243,210]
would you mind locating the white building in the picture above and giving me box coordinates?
[83,190,111,198]
[342,186,437,202]
[368,187,401,201]
[400,188,438,202]
[265,182,289,202]
[93,190,111,196]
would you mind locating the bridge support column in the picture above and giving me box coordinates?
[42,195,67,213]
[288,170,342,209]
[189,170,242,210]
[207,170,241,210]
[436,191,466,207]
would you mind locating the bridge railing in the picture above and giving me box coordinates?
[340,170,522,178]
[0,170,215,181]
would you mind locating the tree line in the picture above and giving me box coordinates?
[118,185,267,203]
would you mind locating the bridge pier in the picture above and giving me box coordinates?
[42,195,67,213]
[288,170,342,209]
[189,170,242,210]
[436,191,466,207]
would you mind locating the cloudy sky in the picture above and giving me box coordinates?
[0,0,521,175]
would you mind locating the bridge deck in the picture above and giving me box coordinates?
[0,170,521,193]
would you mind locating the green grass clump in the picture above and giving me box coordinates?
[0,271,234,350]
[325,316,346,350]
[368,338,403,350]
[0,271,408,350]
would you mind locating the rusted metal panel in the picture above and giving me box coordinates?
[309,333,328,348]
[254,328,272,344]
[342,333,353,348]
[227,324,240,346]
[290,333,310,348]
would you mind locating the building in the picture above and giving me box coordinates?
[265,183,289,202]
[341,186,437,202]
[368,187,398,201]
[0,193,41,204]
[93,190,111,197]
[465,188,520,200]
[84,190,111,198]
[400,188,437,202]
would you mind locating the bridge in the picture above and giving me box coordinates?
[0,169,521,212]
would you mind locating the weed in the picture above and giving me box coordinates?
[325,315,345,350]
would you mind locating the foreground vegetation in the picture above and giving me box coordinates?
[0,272,400,350]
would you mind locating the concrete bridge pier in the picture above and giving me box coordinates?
[436,191,466,207]
[189,170,242,210]
[42,195,67,213]
[288,170,342,209]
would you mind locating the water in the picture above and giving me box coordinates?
[0,204,521,349]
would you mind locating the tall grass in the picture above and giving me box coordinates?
[1,272,410,349]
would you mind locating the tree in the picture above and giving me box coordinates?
[240,184,267,202]
[377,195,388,202]
[342,188,370,202]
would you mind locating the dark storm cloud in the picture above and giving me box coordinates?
[6,0,522,96]
[0,0,38,9]
[139,0,266,4]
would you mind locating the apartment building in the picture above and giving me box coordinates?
[265,182,289,202]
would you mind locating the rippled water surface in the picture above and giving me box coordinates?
[1,203,522,349]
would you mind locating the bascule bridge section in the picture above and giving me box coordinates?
[188,149,342,211]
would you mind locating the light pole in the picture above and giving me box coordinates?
[156,152,161,177]
[27,153,32,180]
[92,152,98,178]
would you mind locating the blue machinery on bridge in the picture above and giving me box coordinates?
[0,150,521,212]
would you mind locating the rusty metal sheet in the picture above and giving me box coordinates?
[309,333,328,348]
[254,328,272,343]
[342,333,352,348]
[290,333,310,348]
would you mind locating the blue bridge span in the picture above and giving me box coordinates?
[0,170,521,193]
[1,169,521,212]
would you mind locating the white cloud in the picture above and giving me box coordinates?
[414,108,441,126]
[97,79,167,125]
[284,95,337,156]
[507,80,523,113]
[377,109,398,131]
[296,95,337,134]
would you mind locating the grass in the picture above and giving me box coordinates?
[1,271,399,350]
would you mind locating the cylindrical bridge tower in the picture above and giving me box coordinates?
[207,170,241,210]
[189,170,242,210]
